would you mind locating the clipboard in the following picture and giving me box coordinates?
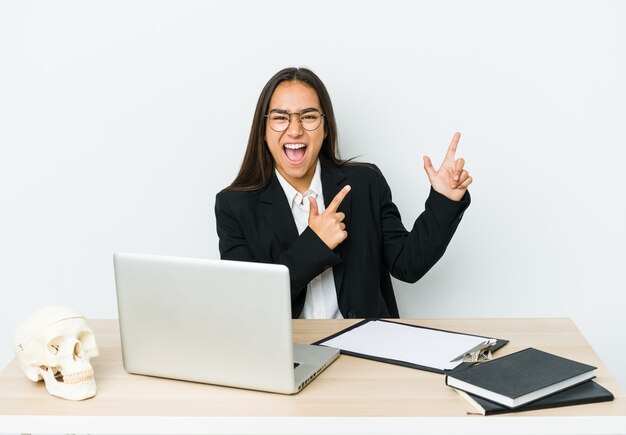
[313,319,508,374]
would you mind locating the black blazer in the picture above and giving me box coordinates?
[215,161,470,319]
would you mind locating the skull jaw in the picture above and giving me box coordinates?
[40,367,97,401]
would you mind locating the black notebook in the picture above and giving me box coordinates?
[454,380,613,415]
[445,347,597,408]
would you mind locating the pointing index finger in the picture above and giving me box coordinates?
[326,185,351,213]
[445,132,461,161]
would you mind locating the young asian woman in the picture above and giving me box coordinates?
[215,67,472,319]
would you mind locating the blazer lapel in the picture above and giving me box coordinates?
[260,175,299,253]
[321,163,352,295]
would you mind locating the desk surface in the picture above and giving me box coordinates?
[1,318,625,435]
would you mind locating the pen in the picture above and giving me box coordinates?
[449,339,497,363]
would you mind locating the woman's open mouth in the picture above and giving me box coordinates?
[283,143,307,164]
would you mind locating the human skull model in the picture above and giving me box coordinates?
[13,305,99,400]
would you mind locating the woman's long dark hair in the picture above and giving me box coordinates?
[228,67,345,191]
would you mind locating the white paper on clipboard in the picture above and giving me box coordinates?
[318,320,494,371]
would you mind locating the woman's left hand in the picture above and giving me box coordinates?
[423,132,472,201]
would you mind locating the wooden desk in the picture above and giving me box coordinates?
[1,318,625,434]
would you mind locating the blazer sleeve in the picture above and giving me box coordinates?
[377,170,470,283]
[214,190,257,263]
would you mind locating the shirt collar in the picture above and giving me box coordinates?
[275,159,322,206]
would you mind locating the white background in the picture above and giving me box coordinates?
[1,0,625,391]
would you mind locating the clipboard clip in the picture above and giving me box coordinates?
[450,339,497,363]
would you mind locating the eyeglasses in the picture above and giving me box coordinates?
[265,109,325,132]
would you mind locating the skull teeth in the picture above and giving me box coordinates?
[61,369,95,384]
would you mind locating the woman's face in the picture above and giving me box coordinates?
[265,81,325,193]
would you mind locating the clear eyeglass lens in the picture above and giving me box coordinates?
[300,112,321,131]
[268,113,289,131]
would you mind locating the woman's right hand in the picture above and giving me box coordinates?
[307,185,351,250]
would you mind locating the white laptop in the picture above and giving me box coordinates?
[113,252,339,394]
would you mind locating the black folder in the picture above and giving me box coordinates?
[456,380,614,415]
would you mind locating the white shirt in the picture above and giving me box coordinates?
[275,160,344,319]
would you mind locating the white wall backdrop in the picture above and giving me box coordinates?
[1,0,625,389]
